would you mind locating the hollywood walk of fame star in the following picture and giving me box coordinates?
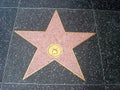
[15,10,95,81]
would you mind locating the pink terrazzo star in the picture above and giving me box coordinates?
[15,10,95,81]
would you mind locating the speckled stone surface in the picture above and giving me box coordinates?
[0,0,120,90]
[19,0,92,9]
[2,84,105,90]
[0,8,17,82]
[14,9,95,32]
[105,85,120,90]
[92,0,120,11]
[0,0,19,7]
[95,10,120,84]
[2,9,103,84]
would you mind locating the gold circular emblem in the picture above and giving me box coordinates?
[48,44,62,58]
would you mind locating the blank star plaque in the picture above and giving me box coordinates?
[15,10,95,81]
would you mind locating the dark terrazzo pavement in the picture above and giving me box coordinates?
[0,0,120,90]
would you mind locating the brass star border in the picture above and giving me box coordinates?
[14,10,96,81]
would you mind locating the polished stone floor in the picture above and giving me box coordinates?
[0,0,120,90]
